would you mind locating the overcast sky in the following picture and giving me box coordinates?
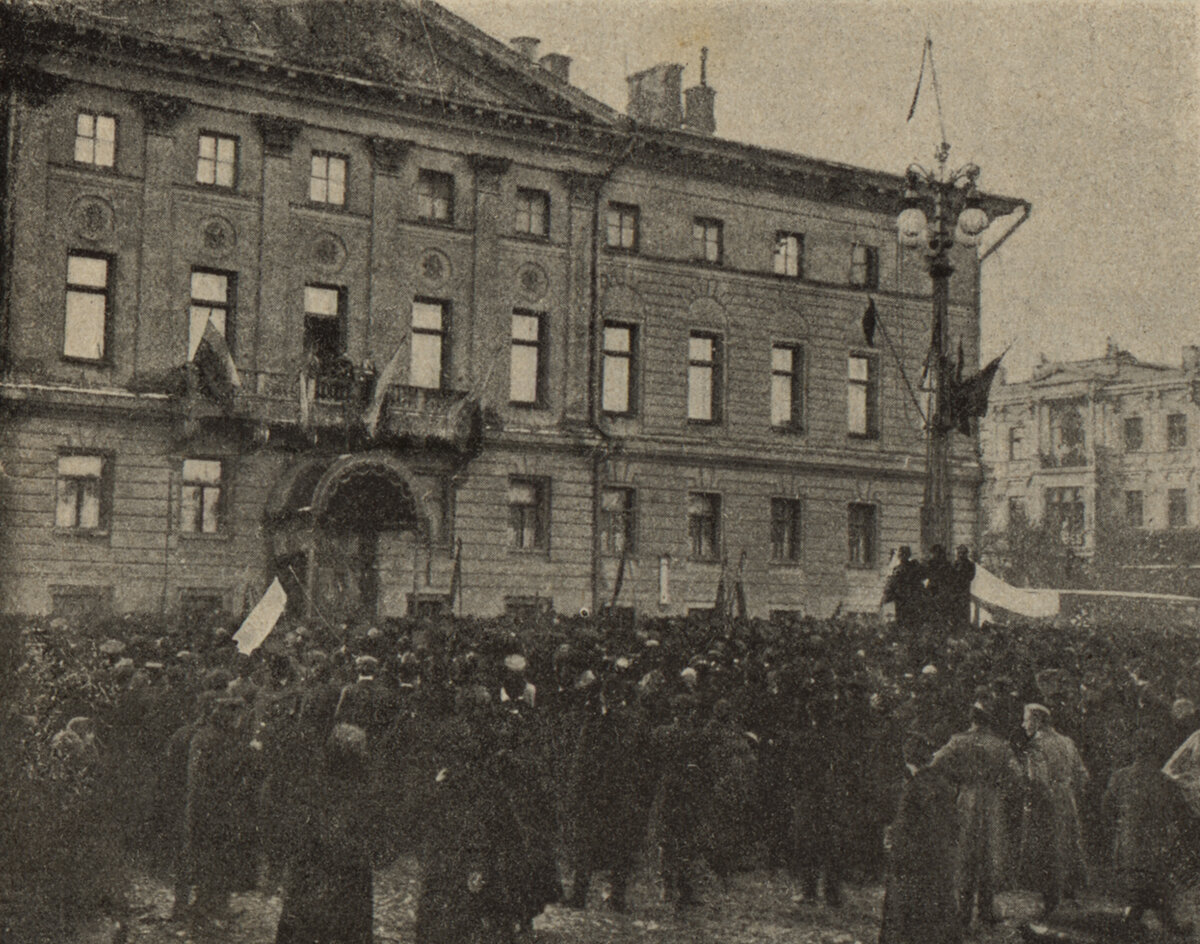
[442,0,1199,380]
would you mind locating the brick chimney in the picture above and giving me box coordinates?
[626,63,684,128]
[539,52,571,82]
[682,47,715,135]
[510,36,540,60]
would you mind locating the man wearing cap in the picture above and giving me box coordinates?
[1018,703,1089,920]
[931,700,1022,927]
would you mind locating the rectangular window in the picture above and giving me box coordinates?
[1045,487,1086,545]
[600,487,636,555]
[310,152,347,205]
[417,169,454,222]
[602,322,636,415]
[849,243,879,288]
[770,498,802,562]
[410,300,448,390]
[1169,488,1188,529]
[1124,416,1144,452]
[181,459,223,534]
[74,112,116,168]
[1168,414,1188,450]
[773,232,803,278]
[55,454,108,531]
[847,502,877,567]
[303,284,344,366]
[1008,426,1024,461]
[771,344,803,429]
[188,269,233,361]
[508,477,548,551]
[1126,490,1144,528]
[63,252,110,361]
[514,188,550,238]
[509,312,545,405]
[847,353,879,438]
[687,332,722,423]
[606,202,639,251]
[693,217,723,264]
[688,492,721,560]
[197,133,237,188]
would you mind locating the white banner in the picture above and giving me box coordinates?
[233,578,288,655]
[970,564,1060,619]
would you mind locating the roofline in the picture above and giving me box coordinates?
[1,1,1027,216]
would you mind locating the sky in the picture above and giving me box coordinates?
[442,0,1200,381]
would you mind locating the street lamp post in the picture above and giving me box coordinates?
[897,141,990,555]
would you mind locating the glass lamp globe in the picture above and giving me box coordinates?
[957,205,989,237]
[897,206,928,247]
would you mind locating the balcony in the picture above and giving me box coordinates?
[1039,448,1088,469]
[179,362,480,452]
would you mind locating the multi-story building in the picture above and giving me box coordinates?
[0,0,1022,621]
[981,342,1200,557]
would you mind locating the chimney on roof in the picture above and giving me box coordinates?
[539,52,571,83]
[1184,345,1200,372]
[682,47,716,135]
[626,62,684,128]
[510,36,540,60]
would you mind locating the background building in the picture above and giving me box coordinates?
[0,0,1020,621]
[981,342,1200,576]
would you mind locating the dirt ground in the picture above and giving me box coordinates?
[100,857,1200,944]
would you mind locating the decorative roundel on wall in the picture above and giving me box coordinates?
[517,262,549,302]
[418,249,451,287]
[312,231,347,273]
[71,195,115,242]
[199,216,237,258]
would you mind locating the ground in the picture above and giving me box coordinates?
[93,859,1200,944]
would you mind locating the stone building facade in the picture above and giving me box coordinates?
[981,343,1200,557]
[0,0,1021,621]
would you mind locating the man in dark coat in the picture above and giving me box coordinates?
[923,544,955,639]
[879,734,962,944]
[335,655,397,746]
[950,546,976,632]
[882,546,927,637]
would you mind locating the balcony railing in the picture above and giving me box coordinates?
[1039,448,1089,469]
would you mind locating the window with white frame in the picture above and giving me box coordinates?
[55,454,107,531]
[410,300,448,390]
[600,487,636,556]
[773,232,803,277]
[189,270,233,361]
[847,502,877,567]
[74,112,116,168]
[63,253,110,361]
[416,169,454,222]
[771,344,803,429]
[303,284,344,366]
[847,353,879,438]
[771,498,802,562]
[509,312,544,405]
[508,477,548,550]
[687,332,722,422]
[181,459,224,534]
[197,133,237,188]
[310,152,347,205]
[688,492,721,560]
[849,243,879,288]
[514,188,550,237]
[606,203,639,251]
[602,322,637,415]
[693,218,723,264]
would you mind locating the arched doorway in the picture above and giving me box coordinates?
[265,452,431,624]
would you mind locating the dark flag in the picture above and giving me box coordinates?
[609,542,629,610]
[862,297,878,347]
[907,37,930,122]
[944,353,1003,435]
[447,538,462,615]
[193,316,240,409]
[713,557,728,618]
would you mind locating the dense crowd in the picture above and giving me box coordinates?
[4,602,1200,942]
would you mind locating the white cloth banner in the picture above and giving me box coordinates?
[970,564,1060,619]
[233,578,288,655]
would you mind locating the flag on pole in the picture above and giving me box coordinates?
[362,333,409,438]
[233,578,288,655]
[447,537,462,615]
[193,316,240,409]
[862,297,878,347]
[943,353,1004,435]
[907,36,930,122]
[609,542,629,610]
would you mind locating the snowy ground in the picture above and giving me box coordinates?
[98,857,1199,944]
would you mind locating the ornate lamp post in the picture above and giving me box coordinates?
[897,141,990,554]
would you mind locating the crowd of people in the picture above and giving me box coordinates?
[6,577,1200,942]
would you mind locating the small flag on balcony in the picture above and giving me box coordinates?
[862,297,878,347]
[193,316,240,409]
[943,353,1004,435]
[362,333,409,438]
